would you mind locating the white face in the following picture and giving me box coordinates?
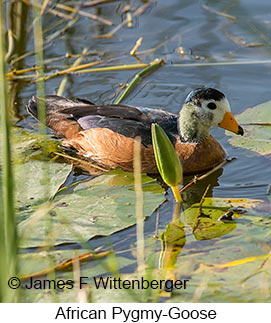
[193,97,231,127]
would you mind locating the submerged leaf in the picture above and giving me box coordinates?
[19,249,134,302]
[20,250,110,280]
[228,101,271,157]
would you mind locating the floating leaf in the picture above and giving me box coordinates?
[18,168,165,248]
[228,101,271,157]
[183,197,262,240]
[14,160,72,222]
[0,158,71,223]
[0,127,61,165]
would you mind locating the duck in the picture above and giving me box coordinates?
[27,87,244,175]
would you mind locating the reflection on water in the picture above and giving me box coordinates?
[182,168,224,210]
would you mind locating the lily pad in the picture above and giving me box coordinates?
[14,160,72,222]
[18,168,165,248]
[183,197,262,240]
[0,127,61,166]
[228,101,271,157]
[0,159,71,223]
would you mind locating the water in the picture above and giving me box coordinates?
[9,0,271,301]
[18,2,271,206]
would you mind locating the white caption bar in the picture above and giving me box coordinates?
[1,303,269,322]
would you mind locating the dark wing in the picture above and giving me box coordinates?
[66,105,179,146]
[77,115,153,146]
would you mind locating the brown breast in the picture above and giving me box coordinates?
[66,128,226,175]
[174,135,226,175]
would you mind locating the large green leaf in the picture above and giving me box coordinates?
[1,126,69,215]
[15,160,72,222]
[18,168,165,248]
[228,101,271,156]
[0,159,71,224]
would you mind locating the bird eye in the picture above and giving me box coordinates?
[207,102,217,110]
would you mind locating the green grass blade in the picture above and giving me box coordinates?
[0,3,18,302]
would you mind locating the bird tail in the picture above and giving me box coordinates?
[26,96,40,120]
[26,95,94,122]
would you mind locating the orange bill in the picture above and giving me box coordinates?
[219,112,244,135]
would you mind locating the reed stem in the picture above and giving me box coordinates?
[134,137,145,274]
[33,1,50,203]
[115,58,164,104]
[171,185,182,203]
[0,3,17,302]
